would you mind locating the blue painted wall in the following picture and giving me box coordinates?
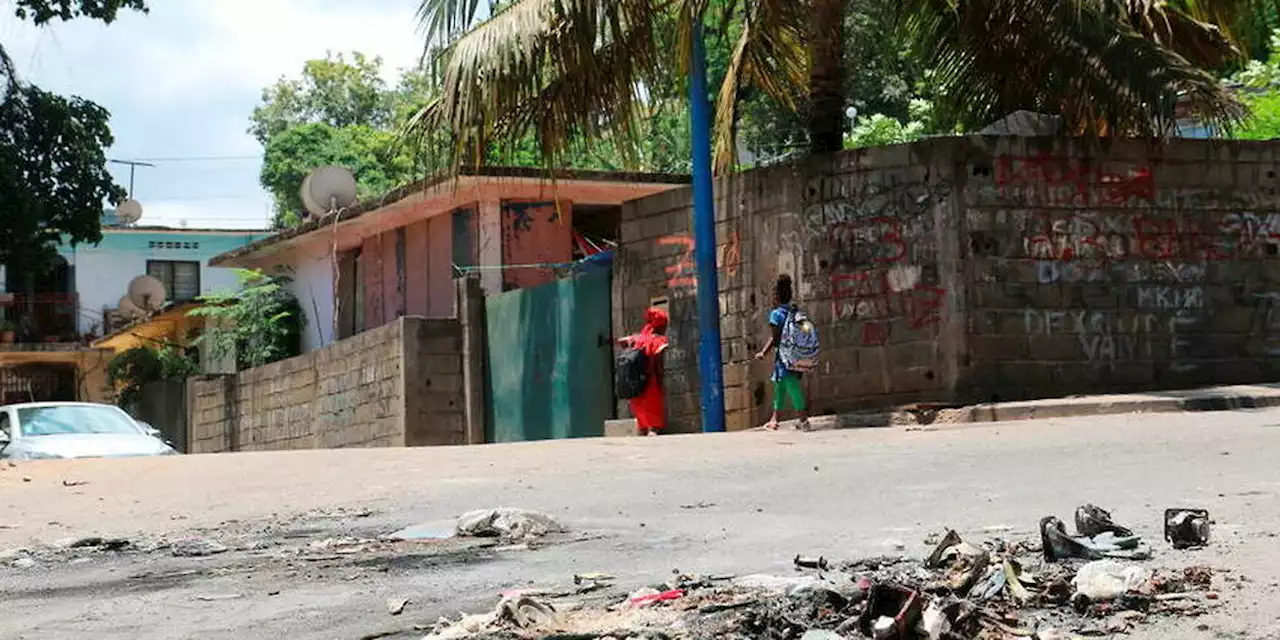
[55,226,272,333]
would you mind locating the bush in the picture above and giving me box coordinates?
[107,345,198,407]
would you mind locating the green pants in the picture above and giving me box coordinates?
[772,372,807,411]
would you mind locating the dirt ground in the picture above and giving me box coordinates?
[2,409,1279,639]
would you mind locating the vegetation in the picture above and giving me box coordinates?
[1,0,143,273]
[413,0,1279,172]
[252,50,697,229]
[1232,28,1280,140]
[107,345,198,408]
[250,53,440,228]
[845,99,939,149]
[188,269,304,371]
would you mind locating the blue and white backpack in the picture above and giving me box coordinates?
[779,306,820,373]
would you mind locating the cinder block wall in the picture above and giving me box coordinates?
[188,316,466,453]
[616,136,1280,429]
[960,137,1280,401]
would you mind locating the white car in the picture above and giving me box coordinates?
[0,402,177,460]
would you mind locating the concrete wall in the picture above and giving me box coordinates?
[501,201,574,290]
[616,136,1280,430]
[961,138,1280,401]
[347,214,463,343]
[286,246,335,353]
[61,229,270,334]
[187,316,466,453]
[132,378,187,452]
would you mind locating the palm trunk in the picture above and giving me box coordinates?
[808,0,846,154]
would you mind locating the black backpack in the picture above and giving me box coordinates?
[615,346,649,399]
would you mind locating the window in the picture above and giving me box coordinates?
[18,405,142,436]
[337,248,363,339]
[0,411,9,438]
[146,260,201,302]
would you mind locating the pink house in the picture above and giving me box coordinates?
[211,167,688,352]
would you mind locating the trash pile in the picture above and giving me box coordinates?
[423,505,1219,640]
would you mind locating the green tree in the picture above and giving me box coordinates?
[845,99,938,149]
[414,0,1275,172]
[107,345,198,407]
[1,0,142,272]
[1236,91,1280,139]
[250,52,397,146]
[1232,28,1280,140]
[189,269,304,371]
[251,54,438,228]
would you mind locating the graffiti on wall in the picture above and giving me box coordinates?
[803,179,952,346]
[988,155,1223,372]
[1023,308,1198,371]
[1020,211,1280,266]
[659,231,741,292]
[502,201,573,291]
[506,201,562,235]
[995,153,1155,207]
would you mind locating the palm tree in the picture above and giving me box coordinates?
[412,0,1277,172]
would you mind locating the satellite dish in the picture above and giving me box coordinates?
[116,199,143,225]
[300,165,357,218]
[127,275,167,312]
[299,171,319,218]
[118,296,144,319]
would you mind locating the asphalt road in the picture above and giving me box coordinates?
[2,409,1279,639]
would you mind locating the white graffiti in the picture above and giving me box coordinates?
[1024,308,1200,369]
[1037,261,1104,284]
[1037,260,1207,285]
[1136,286,1204,311]
[1024,310,1162,336]
[1220,212,1280,245]
[885,265,922,293]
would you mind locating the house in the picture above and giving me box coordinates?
[210,167,689,353]
[0,223,270,403]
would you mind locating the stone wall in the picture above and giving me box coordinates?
[188,316,466,453]
[962,138,1280,401]
[616,136,1280,430]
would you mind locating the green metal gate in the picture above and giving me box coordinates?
[484,268,613,442]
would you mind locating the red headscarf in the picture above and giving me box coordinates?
[641,307,669,336]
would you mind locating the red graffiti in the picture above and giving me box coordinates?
[997,153,1154,206]
[830,265,946,342]
[659,231,742,291]
[901,286,946,329]
[861,321,890,346]
[1022,211,1280,262]
[830,270,891,299]
[659,235,696,290]
[828,217,907,267]
[1024,212,1128,261]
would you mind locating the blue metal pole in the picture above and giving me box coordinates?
[688,22,726,433]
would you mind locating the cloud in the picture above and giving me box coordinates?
[140,200,273,231]
[1,0,427,230]
[5,0,424,107]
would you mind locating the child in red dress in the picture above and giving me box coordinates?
[619,308,669,436]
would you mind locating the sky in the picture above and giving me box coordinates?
[2,0,429,230]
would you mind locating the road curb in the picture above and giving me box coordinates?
[815,385,1280,432]
[605,385,1280,435]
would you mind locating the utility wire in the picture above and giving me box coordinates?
[128,155,261,162]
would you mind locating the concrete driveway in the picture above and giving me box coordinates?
[2,409,1278,639]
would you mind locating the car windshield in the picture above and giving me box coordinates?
[17,405,143,437]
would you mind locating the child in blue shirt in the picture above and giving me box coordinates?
[753,274,810,431]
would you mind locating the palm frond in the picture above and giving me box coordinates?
[901,0,1246,136]
[406,0,663,170]
[712,0,808,171]
[417,0,490,50]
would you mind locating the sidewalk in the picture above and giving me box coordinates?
[606,383,1280,434]
[815,382,1280,431]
